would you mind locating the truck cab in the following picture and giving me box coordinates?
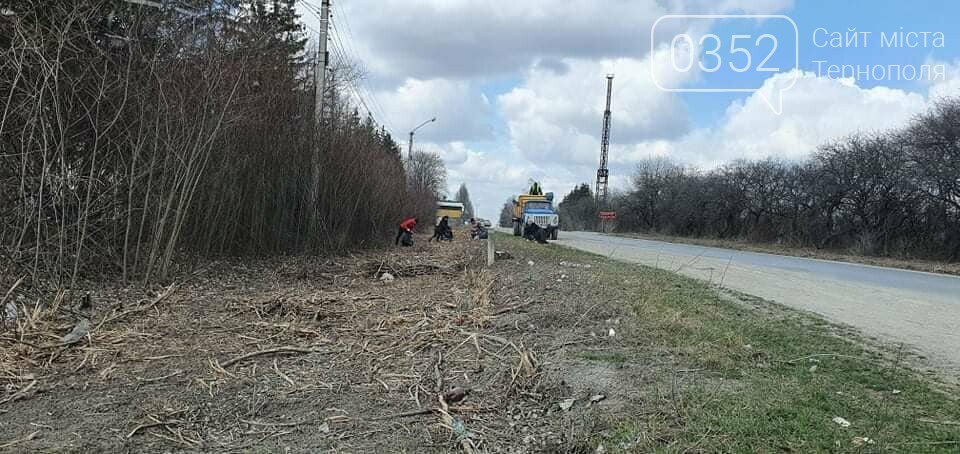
[512,192,560,240]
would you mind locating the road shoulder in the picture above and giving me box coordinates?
[2,233,959,452]
[610,231,960,277]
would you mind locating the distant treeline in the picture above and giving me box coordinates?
[561,98,960,261]
[0,1,439,287]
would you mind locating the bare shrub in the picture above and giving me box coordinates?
[0,1,443,289]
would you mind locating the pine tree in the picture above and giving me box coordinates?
[558,184,597,231]
[455,184,475,220]
[499,198,515,227]
[238,0,308,74]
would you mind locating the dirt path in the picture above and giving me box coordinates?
[556,230,960,378]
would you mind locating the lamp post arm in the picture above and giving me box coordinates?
[407,117,436,160]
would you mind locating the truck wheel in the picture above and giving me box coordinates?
[513,221,521,236]
[551,229,558,241]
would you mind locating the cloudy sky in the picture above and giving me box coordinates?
[298,0,960,219]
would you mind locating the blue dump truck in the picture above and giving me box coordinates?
[512,184,560,240]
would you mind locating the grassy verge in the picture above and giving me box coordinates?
[611,231,960,277]
[495,232,960,452]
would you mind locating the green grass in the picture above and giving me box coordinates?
[493,232,960,453]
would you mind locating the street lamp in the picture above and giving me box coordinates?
[408,117,436,159]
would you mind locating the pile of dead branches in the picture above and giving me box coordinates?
[187,240,548,451]
[2,240,566,451]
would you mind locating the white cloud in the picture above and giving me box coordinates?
[374,78,492,143]
[335,0,672,81]
[498,47,699,167]
[927,59,960,101]
[624,71,931,167]
[322,0,793,83]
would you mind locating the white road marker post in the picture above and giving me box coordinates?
[487,235,495,266]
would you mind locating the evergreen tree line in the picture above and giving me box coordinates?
[498,198,514,228]
[0,1,440,287]
[560,99,960,261]
[455,183,475,221]
[557,184,598,231]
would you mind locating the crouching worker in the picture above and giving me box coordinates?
[472,224,488,240]
[469,218,488,240]
[522,219,549,244]
[544,225,557,241]
[395,216,417,247]
[430,216,452,242]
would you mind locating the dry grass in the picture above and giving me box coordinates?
[0,237,572,452]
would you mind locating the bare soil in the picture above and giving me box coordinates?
[0,234,669,453]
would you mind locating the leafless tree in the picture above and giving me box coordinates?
[406,151,447,199]
[614,100,960,261]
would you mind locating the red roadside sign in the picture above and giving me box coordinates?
[599,211,617,220]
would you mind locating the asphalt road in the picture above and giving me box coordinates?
[548,230,960,376]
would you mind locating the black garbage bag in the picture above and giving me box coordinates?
[400,231,414,247]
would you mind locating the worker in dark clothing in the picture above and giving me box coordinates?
[522,219,549,244]
[396,216,417,246]
[430,216,452,242]
[468,218,478,238]
[469,218,487,240]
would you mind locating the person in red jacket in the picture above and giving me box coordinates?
[395,216,417,246]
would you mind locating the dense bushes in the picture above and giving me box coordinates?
[611,99,960,260]
[0,1,434,287]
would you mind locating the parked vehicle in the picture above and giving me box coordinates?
[512,183,559,240]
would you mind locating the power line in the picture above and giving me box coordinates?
[330,3,396,135]
[320,1,394,132]
[332,1,360,55]
[302,0,366,124]
[298,0,325,23]
[360,84,392,134]
[325,35,374,119]
[299,0,396,137]
[329,19,394,135]
[120,0,198,16]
